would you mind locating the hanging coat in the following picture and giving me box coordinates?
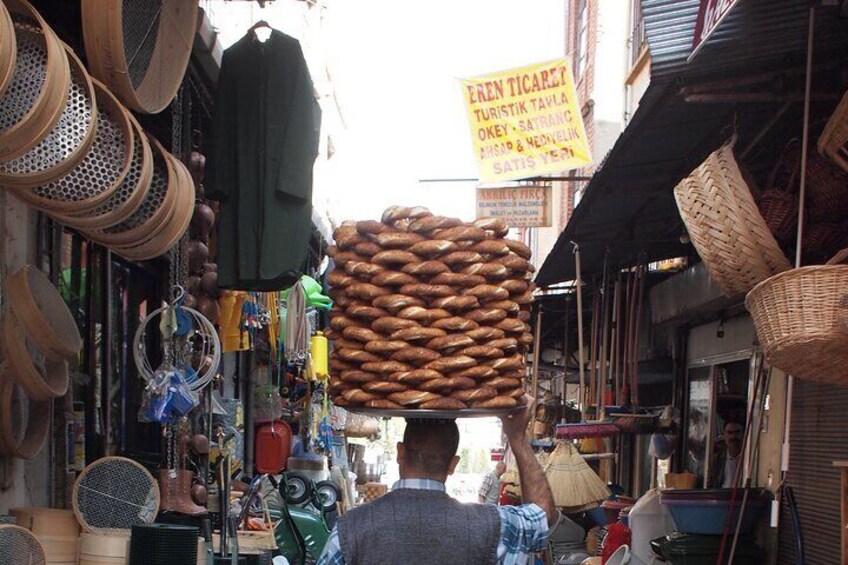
[206,30,321,291]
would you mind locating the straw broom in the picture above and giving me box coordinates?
[543,442,610,512]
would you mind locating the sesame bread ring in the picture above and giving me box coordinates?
[375,231,426,249]
[336,231,367,250]
[365,340,409,355]
[328,378,351,394]
[408,239,458,258]
[372,271,420,287]
[345,261,386,279]
[408,206,433,219]
[334,338,364,351]
[420,397,467,410]
[426,334,476,352]
[465,285,510,301]
[473,217,510,237]
[343,388,380,405]
[356,220,389,235]
[451,386,498,402]
[433,225,487,242]
[430,295,480,313]
[353,241,383,257]
[483,299,520,314]
[457,345,504,359]
[390,347,441,365]
[497,255,532,273]
[470,240,511,256]
[430,272,486,288]
[397,306,452,324]
[450,366,498,380]
[499,279,529,294]
[391,369,443,385]
[381,205,413,224]
[348,282,392,302]
[470,395,518,409]
[333,251,369,266]
[366,398,404,409]
[342,326,383,343]
[440,251,484,266]
[373,294,426,313]
[388,390,442,407]
[504,239,532,259]
[330,316,359,331]
[488,338,519,353]
[340,370,380,384]
[399,283,454,300]
[372,250,421,266]
[466,308,508,324]
[337,349,382,364]
[327,270,355,288]
[327,244,340,257]
[518,333,534,347]
[462,263,509,280]
[465,327,505,342]
[495,318,526,334]
[487,355,524,371]
[431,317,479,332]
[390,326,447,342]
[504,386,526,399]
[361,360,414,375]
[418,378,454,393]
[499,370,526,380]
[513,291,535,306]
[408,216,463,234]
[484,376,522,391]
[332,396,351,407]
[330,358,356,372]
[401,261,450,277]
[518,311,532,323]
[371,316,421,335]
[346,305,391,321]
[422,355,476,373]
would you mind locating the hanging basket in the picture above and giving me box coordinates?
[806,151,848,222]
[758,139,799,241]
[818,89,848,174]
[2,312,69,400]
[674,139,792,297]
[82,0,198,114]
[0,0,69,160]
[0,366,51,459]
[0,0,17,99]
[0,43,97,187]
[745,248,848,384]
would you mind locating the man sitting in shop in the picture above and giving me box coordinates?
[479,460,507,505]
[317,395,557,565]
[710,420,744,488]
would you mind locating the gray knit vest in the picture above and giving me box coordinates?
[337,488,501,565]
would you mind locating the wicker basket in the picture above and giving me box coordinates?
[759,139,799,241]
[674,139,792,297]
[807,151,848,222]
[818,89,848,174]
[746,248,848,384]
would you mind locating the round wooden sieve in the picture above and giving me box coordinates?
[0,1,17,98]
[0,0,70,160]
[6,264,82,360]
[2,312,69,400]
[82,0,198,114]
[0,366,51,460]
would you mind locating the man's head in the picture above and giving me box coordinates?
[495,461,506,477]
[724,421,743,456]
[397,419,460,482]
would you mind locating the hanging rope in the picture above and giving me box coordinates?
[285,281,309,365]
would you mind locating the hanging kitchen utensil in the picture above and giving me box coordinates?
[0,524,47,564]
[6,264,82,360]
[2,311,69,400]
[51,108,152,230]
[82,0,198,114]
[0,0,69,160]
[0,43,96,187]
[0,364,50,459]
[674,138,792,296]
[73,456,160,536]
[0,1,16,99]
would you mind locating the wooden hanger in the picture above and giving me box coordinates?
[249,19,271,32]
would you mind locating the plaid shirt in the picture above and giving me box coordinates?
[317,478,549,565]
[479,470,501,503]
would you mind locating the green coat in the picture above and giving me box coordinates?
[207,30,321,291]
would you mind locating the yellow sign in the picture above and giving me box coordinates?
[476,185,552,228]
[461,58,592,183]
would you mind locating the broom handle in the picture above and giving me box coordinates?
[611,278,621,405]
[531,307,543,431]
[632,265,646,407]
[599,256,611,410]
[589,284,600,411]
[573,243,586,417]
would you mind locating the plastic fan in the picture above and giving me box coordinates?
[0,524,46,565]
[72,456,160,536]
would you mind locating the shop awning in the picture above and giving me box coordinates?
[535,0,848,287]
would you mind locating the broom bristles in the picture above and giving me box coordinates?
[544,442,610,509]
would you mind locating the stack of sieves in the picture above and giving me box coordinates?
[129,523,199,565]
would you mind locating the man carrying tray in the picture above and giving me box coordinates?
[317,395,557,565]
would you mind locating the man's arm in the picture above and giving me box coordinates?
[500,395,557,527]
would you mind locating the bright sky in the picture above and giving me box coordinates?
[204,0,565,224]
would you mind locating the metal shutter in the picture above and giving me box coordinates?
[777,379,848,564]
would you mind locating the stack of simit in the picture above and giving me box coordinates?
[326,206,535,411]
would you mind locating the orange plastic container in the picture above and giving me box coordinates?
[255,421,293,474]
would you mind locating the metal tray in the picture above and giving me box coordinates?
[345,406,522,420]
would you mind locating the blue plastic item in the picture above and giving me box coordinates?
[662,497,768,535]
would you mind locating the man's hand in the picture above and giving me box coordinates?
[500,394,534,441]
